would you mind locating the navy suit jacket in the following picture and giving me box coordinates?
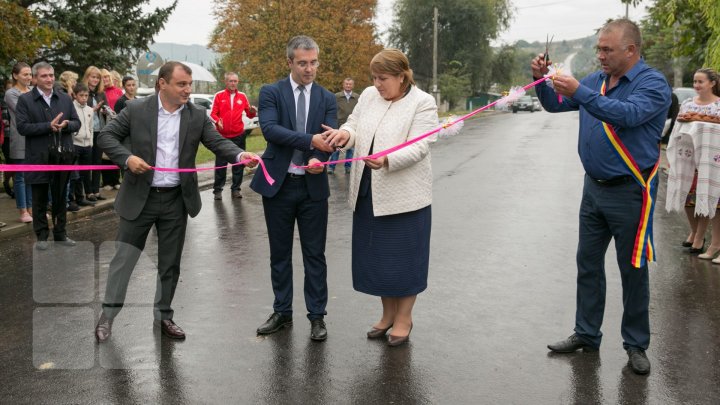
[251,77,337,200]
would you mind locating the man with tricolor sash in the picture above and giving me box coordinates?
[531,18,671,375]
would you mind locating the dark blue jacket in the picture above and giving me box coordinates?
[16,87,81,184]
[251,77,337,200]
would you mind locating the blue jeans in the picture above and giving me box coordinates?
[10,159,32,209]
[574,175,652,350]
[328,148,354,169]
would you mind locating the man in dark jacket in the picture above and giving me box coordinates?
[16,61,81,250]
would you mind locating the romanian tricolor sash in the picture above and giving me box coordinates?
[599,80,660,268]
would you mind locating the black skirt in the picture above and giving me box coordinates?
[352,167,431,297]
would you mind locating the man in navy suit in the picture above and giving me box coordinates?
[251,35,337,341]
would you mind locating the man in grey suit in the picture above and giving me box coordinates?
[94,61,259,342]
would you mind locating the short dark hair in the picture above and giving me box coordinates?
[122,76,135,87]
[73,82,89,95]
[155,61,192,90]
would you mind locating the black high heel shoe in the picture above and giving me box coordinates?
[367,324,393,339]
[689,238,706,254]
[682,241,693,247]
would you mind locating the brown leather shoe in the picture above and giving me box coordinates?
[158,319,186,339]
[387,323,412,346]
[367,324,393,339]
[95,313,113,343]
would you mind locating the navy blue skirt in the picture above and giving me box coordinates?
[352,169,431,297]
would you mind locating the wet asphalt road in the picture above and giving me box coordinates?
[1,110,719,404]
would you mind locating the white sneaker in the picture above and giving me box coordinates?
[114,185,121,190]
[103,185,113,191]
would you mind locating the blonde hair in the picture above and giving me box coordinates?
[110,70,122,88]
[59,71,78,92]
[370,49,415,94]
[82,66,105,93]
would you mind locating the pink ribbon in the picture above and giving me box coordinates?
[296,76,548,169]
[0,157,275,186]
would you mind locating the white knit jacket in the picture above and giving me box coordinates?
[341,85,439,216]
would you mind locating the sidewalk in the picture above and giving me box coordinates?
[0,162,220,241]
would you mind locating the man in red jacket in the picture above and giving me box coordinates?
[210,72,257,199]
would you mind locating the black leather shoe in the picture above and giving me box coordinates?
[257,313,293,335]
[547,334,598,353]
[95,313,113,343]
[55,238,77,247]
[77,199,96,207]
[310,319,327,341]
[627,348,651,375]
[367,324,393,339]
[157,319,186,339]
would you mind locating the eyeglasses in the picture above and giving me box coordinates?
[293,60,320,69]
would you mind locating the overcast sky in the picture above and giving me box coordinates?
[146,0,649,47]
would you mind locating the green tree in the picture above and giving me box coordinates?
[438,60,470,109]
[29,0,177,74]
[0,1,61,79]
[389,0,512,93]
[641,0,712,84]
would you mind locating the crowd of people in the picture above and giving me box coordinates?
[2,17,719,378]
[1,63,140,227]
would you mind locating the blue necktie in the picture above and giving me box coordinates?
[292,85,306,167]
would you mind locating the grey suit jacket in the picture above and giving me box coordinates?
[98,95,243,220]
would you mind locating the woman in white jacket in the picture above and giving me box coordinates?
[325,49,438,346]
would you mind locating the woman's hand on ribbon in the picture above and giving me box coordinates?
[127,155,152,175]
[364,156,386,170]
[240,152,260,168]
[322,124,350,150]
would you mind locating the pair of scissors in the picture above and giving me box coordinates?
[544,34,554,65]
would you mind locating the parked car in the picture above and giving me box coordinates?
[673,87,695,104]
[189,93,259,136]
[512,95,534,113]
[532,97,542,111]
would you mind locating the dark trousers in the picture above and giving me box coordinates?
[213,135,245,192]
[31,172,70,241]
[262,175,328,320]
[102,188,187,320]
[575,175,652,350]
[90,132,102,194]
[75,146,93,199]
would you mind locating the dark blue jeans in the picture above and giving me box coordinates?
[574,175,653,350]
[213,135,245,192]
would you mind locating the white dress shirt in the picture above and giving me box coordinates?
[41,88,53,107]
[152,96,182,187]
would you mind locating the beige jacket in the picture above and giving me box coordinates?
[342,85,438,216]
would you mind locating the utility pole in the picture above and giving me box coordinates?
[433,6,440,107]
[625,3,629,18]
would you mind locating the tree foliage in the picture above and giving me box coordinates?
[0,1,62,78]
[641,0,719,84]
[389,0,512,93]
[210,0,383,92]
[30,0,177,74]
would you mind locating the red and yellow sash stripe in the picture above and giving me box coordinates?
[600,80,659,268]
